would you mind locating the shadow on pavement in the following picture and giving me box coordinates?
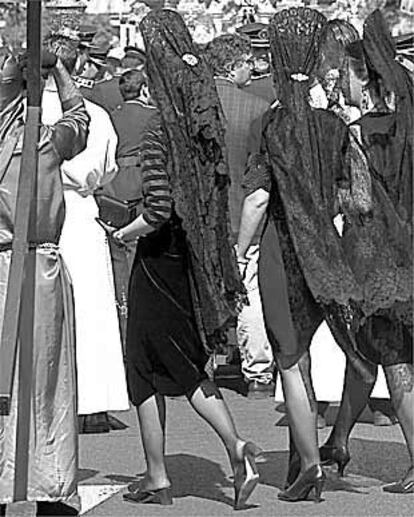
[166,454,237,507]
[105,474,139,484]
[346,438,410,483]
[254,449,293,490]
[78,468,100,482]
[255,438,410,495]
[105,453,259,509]
[103,439,410,505]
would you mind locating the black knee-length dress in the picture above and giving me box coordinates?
[244,109,360,370]
[125,122,208,407]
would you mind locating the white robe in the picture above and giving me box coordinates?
[275,322,389,401]
[42,85,129,415]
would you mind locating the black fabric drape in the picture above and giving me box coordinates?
[139,9,245,351]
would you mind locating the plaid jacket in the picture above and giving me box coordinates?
[215,78,270,241]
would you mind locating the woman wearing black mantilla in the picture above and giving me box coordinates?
[318,11,414,494]
[105,9,260,510]
[237,7,364,502]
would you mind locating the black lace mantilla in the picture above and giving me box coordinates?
[140,9,246,351]
[269,7,326,103]
[264,8,362,308]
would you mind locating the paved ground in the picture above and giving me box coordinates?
[6,388,414,517]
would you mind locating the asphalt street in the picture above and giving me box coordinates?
[6,388,414,517]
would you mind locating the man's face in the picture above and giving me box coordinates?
[0,55,24,111]
[253,56,269,75]
[231,53,253,87]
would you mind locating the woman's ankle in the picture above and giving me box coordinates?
[300,459,320,473]
[143,472,171,490]
[227,438,246,467]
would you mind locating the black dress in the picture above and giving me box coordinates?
[125,119,209,407]
[244,164,323,370]
[349,113,413,366]
[126,215,208,406]
[244,108,356,370]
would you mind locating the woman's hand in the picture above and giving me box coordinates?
[234,245,249,280]
[95,218,126,246]
[237,258,249,281]
[112,228,127,246]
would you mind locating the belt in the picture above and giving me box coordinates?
[118,156,140,167]
[0,242,59,253]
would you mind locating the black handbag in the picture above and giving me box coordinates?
[96,194,142,228]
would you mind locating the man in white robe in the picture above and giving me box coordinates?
[42,36,129,433]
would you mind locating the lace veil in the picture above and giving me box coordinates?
[357,10,413,326]
[362,10,413,221]
[315,16,412,327]
[269,7,326,107]
[139,9,245,350]
[264,7,362,308]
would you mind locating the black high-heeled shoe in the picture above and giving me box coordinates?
[233,441,261,510]
[319,443,350,477]
[383,468,414,494]
[123,486,173,505]
[278,464,325,503]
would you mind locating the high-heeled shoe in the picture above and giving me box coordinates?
[383,468,414,494]
[383,479,414,494]
[233,441,261,510]
[278,464,325,503]
[123,486,173,505]
[319,443,350,477]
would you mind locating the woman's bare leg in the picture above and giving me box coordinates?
[279,351,320,472]
[384,362,414,484]
[188,379,246,465]
[136,393,170,490]
[325,359,378,448]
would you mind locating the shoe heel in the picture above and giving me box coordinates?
[337,456,350,477]
[311,477,324,503]
[245,443,260,473]
[233,442,260,509]
[156,488,173,505]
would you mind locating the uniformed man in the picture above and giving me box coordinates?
[122,46,146,70]
[96,68,157,346]
[74,33,123,113]
[236,22,276,104]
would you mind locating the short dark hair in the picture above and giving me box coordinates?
[44,35,78,74]
[119,69,147,100]
[203,34,251,76]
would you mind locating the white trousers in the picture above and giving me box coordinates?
[236,245,275,384]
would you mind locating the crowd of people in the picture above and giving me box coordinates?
[0,4,412,516]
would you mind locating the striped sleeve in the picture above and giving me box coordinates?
[140,123,172,228]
